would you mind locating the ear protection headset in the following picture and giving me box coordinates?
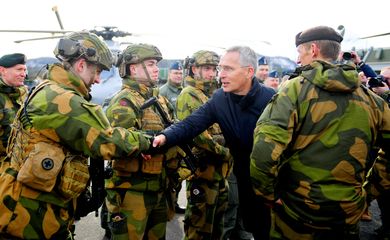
[55,38,97,62]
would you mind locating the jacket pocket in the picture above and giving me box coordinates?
[17,142,65,192]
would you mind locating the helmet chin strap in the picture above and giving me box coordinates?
[136,62,156,87]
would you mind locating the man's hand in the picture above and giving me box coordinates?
[141,153,152,161]
[153,134,167,147]
[372,85,390,95]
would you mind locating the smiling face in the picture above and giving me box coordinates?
[218,51,253,95]
[0,64,27,87]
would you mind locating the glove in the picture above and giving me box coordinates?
[142,136,168,155]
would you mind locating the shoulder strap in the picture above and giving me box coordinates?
[22,80,51,126]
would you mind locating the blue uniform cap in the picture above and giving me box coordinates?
[0,53,26,68]
[170,61,183,70]
[258,56,268,66]
[268,70,279,78]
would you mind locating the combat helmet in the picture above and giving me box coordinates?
[183,50,219,77]
[54,31,113,71]
[116,43,162,77]
[184,50,219,68]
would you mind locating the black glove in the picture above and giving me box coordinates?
[143,136,168,155]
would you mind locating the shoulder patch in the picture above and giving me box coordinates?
[119,99,129,106]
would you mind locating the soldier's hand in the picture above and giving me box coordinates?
[153,134,167,147]
[143,143,166,155]
[141,153,152,161]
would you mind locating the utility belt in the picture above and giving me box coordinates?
[16,141,89,201]
[112,154,165,176]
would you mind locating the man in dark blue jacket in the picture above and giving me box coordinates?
[153,45,275,239]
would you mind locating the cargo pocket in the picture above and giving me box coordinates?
[17,142,65,192]
[142,154,163,174]
[57,155,90,200]
[112,158,140,176]
[197,165,216,181]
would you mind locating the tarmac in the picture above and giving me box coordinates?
[74,181,383,240]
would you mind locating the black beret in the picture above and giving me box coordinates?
[0,53,27,68]
[295,26,343,47]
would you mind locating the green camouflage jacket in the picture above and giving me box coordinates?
[177,76,232,180]
[105,77,175,190]
[2,64,148,207]
[159,81,182,109]
[0,78,27,156]
[250,60,390,225]
[19,64,149,159]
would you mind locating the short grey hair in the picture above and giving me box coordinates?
[226,46,258,74]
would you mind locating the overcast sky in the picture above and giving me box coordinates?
[1,0,389,61]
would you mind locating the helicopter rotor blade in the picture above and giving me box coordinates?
[360,32,390,39]
[0,30,71,34]
[14,35,64,43]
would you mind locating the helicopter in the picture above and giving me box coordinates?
[0,7,146,104]
[8,26,126,105]
[338,25,390,72]
[0,6,298,104]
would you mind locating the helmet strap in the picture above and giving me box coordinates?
[140,62,156,87]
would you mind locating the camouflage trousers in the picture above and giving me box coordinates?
[184,177,228,240]
[270,205,360,240]
[0,168,74,240]
[105,189,168,240]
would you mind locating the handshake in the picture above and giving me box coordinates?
[143,136,186,160]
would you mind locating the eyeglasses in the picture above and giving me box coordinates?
[216,65,249,73]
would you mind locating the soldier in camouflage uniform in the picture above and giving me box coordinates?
[159,61,185,214]
[0,53,28,175]
[368,66,390,239]
[177,50,233,240]
[153,46,275,239]
[0,31,150,240]
[104,43,182,240]
[250,25,390,240]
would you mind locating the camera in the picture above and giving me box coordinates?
[368,76,386,88]
[342,52,354,61]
